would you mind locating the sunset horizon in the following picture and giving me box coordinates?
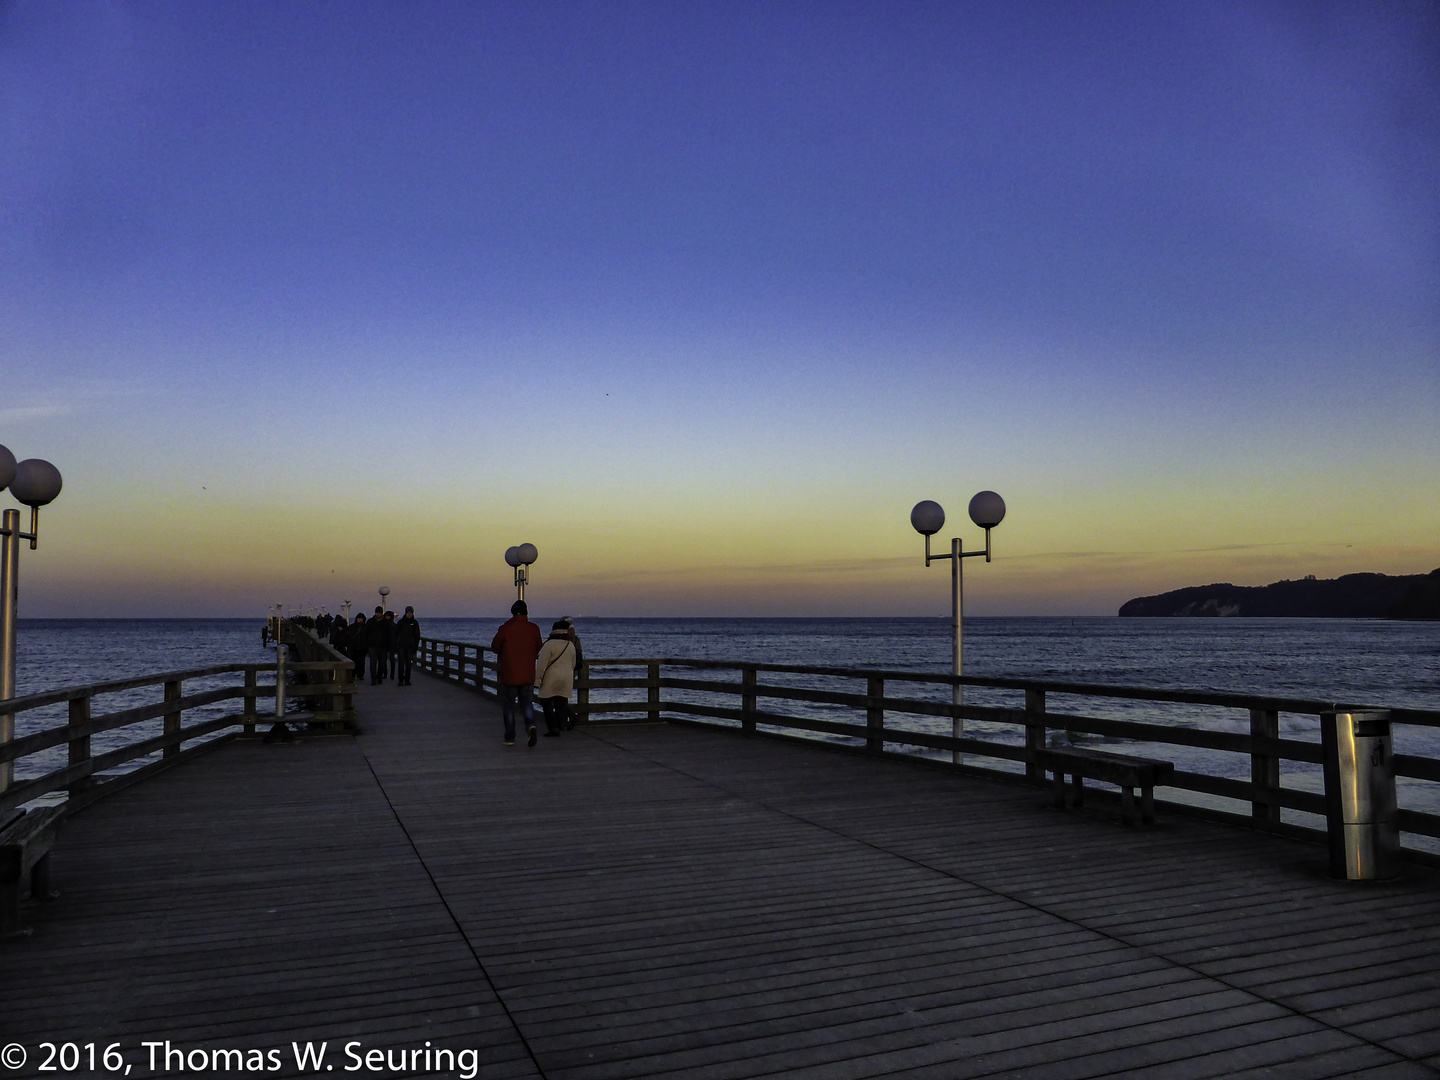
[4,1,1435,619]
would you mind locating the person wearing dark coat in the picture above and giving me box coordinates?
[394,606,421,686]
[366,606,392,686]
[347,613,367,680]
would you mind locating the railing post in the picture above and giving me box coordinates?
[341,662,354,715]
[576,661,589,724]
[1251,707,1281,825]
[445,644,454,682]
[68,695,93,796]
[1025,689,1047,783]
[648,662,660,723]
[866,676,884,754]
[328,662,344,717]
[243,668,257,735]
[163,679,182,759]
[742,667,757,735]
[275,644,287,718]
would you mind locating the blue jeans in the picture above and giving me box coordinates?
[501,684,535,742]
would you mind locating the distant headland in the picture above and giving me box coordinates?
[1119,568,1440,619]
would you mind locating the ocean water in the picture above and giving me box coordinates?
[17,616,1438,708]
[10,617,1440,839]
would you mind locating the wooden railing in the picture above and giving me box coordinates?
[416,637,499,698]
[280,622,357,721]
[0,651,353,816]
[575,658,1440,861]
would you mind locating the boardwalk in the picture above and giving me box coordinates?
[4,672,1440,1079]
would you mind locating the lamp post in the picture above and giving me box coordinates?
[910,490,1005,765]
[378,585,390,613]
[504,544,538,602]
[0,446,64,793]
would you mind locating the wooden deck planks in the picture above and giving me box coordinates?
[2,668,1437,1079]
[1,725,541,1078]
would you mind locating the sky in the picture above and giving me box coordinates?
[1,0,1436,618]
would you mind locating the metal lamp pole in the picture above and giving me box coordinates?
[0,447,64,793]
[504,544,538,602]
[910,491,1006,765]
[378,585,390,613]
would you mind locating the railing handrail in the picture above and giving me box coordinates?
[0,664,268,715]
[0,661,355,717]
[423,637,493,649]
[575,656,1440,725]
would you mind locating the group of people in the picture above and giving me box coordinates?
[489,601,583,747]
[327,606,422,686]
[282,600,581,747]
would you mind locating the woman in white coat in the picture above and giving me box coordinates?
[535,620,579,737]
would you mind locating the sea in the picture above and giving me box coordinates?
[11,616,1440,843]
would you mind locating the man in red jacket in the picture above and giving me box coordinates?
[491,600,545,746]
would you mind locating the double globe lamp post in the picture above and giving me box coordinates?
[504,544,538,603]
[910,490,1005,765]
[0,446,64,792]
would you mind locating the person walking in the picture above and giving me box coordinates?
[534,619,578,737]
[395,606,421,686]
[384,610,399,679]
[491,600,543,746]
[347,613,367,681]
[366,605,390,686]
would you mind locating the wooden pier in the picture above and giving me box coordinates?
[5,669,1440,1079]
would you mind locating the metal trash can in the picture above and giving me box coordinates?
[1320,710,1399,880]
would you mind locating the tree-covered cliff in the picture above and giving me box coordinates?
[1119,568,1440,619]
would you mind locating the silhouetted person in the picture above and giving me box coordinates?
[367,605,391,685]
[395,606,421,686]
[491,600,543,746]
[348,613,367,680]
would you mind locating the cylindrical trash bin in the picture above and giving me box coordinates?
[1320,710,1399,880]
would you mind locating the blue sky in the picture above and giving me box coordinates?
[2,0,1436,617]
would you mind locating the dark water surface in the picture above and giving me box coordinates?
[17,616,1438,708]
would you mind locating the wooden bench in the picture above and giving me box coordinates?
[0,804,65,935]
[1034,747,1175,826]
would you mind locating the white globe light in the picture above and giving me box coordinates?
[0,445,15,492]
[11,459,62,507]
[910,500,945,536]
[968,490,1006,529]
[379,586,390,597]
[516,542,538,565]
[504,546,522,567]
